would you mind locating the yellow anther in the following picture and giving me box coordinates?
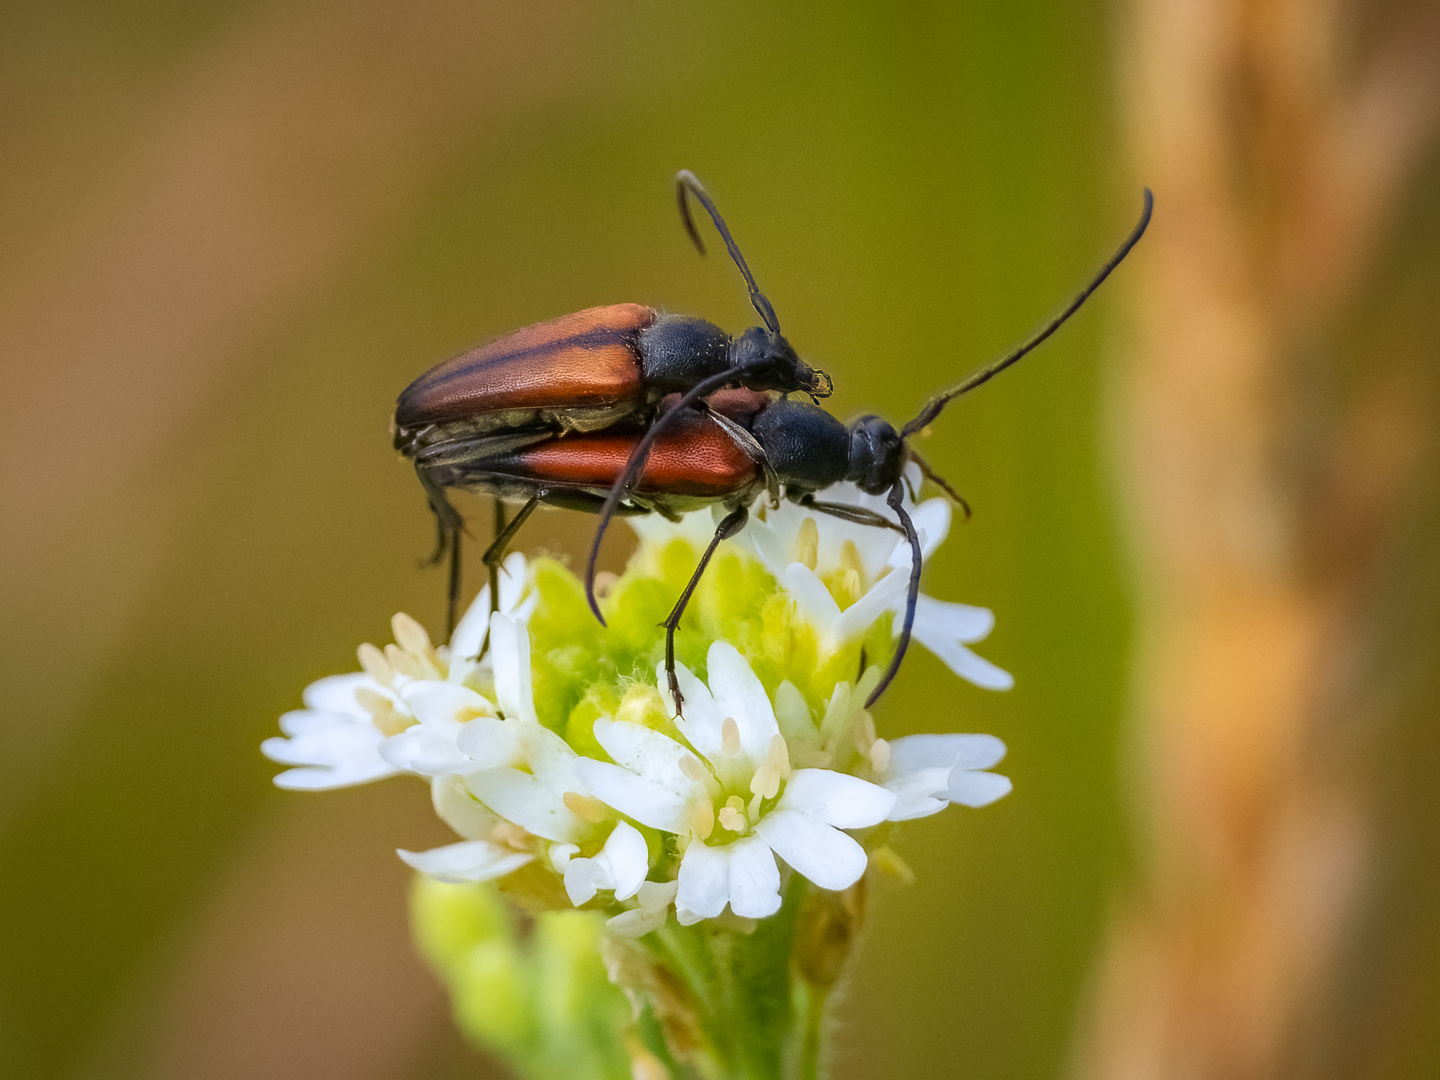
[749,762,778,800]
[854,709,878,753]
[768,733,791,779]
[490,822,531,850]
[795,517,819,570]
[721,717,741,757]
[562,792,609,824]
[679,756,710,784]
[718,795,747,832]
[356,642,394,686]
[690,798,715,840]
[840,568,863,606]
[355,686,411,736]
[384,643,422,679]
[869,737,891,772]
[391,612,432,657]
[872,845,916,884]
[839,539,866,581]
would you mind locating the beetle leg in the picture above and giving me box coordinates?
[486,497,509,632]
[660,505,749,717]
[795,494,906,534]
[472,492,544,660]
[417,466,467,637]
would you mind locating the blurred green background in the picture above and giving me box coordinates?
[0,0,1324,1077]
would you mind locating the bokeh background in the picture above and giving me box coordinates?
[2,1,1438,1078]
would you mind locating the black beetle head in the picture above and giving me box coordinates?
[729,327,833,400]
[845,415,905,494]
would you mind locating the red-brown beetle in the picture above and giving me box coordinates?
[411,191,1153,712]
[393,171,832,631]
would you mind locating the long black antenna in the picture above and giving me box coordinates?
[676,170,782,334]
[901,188,1153,438]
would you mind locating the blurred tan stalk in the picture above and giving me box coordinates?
[1075,1,1440,1078]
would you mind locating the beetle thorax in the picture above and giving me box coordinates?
[844,416,905,494]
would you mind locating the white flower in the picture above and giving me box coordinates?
[574,642,897,925]
[871,733,1012,821]
[607,880,681,938]
[744,472,1013,691]
[557,820,650,906]
[397,773,535,883]
[263,673,407,789]
[457,614,599,846]
[262,553,533,790]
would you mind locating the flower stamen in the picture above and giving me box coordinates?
[721,717,741,757]
[690,798,715,840]
[563,791,609,824]
[796,516,819,570]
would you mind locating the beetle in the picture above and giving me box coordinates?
[393,171,833,633]
[408,190,1153,712]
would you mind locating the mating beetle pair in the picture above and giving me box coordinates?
[392,171,1153,711]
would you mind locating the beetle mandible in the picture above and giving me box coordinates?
[408,190,1153,713]
[392,171,833,634]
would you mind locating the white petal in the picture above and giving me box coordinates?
[379,716,468,776]
[401,681,491,725]
[883,786,951,822]
[593,719,692,794]
[607,880,678,938]
[886,733,1005,776]
[705,642,779,759]
[783,564,843,627]
[519,720,585,794]
[725,835,782,919]
[602,820,650,901]
[449,589,492,660]
[665,660,725,760]
[563,858,607,906]
[947,769,1013,807]
[268,757,400,790]
[466,766,584,843]
[300,672,377,715]
[754,810,868,891]
[449,552,531,658]
[907,498,952,560]
[775,769,896,828]
[573,758,689,833]
[910,593,994,642]
[431,773,497,840]
[909,599,1013,690]
[676,841,730,923]
[263,712,399,789]
[833,567,910,642]
[489,614,537,722]
[454,716,525,769]
[397,840,533,883]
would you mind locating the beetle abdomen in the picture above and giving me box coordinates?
[393,304,656,430]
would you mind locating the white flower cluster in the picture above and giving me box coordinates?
[264,482,1011,934]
